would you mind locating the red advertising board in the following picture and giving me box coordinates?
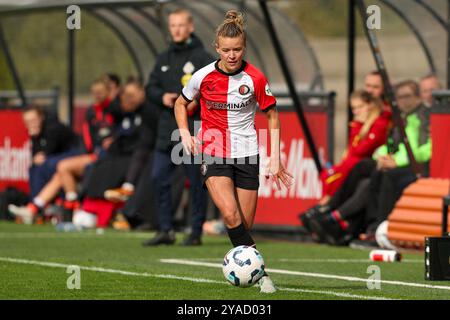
[0,110,31,193]
[254,111,328,226]
[430,113,450,179]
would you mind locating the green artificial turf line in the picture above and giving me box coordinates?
[0,221,449,300]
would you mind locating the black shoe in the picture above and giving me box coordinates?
[134,222,155,232]
[298,205,330,233]
[182,234,202,246]
[298,206,319,233]
[309,214,351,246]
[142,231,176,246]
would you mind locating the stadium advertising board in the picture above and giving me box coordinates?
[254,110,328,226]
[0,110,31,193]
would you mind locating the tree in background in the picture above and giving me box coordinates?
[0,48,14,90]
[1,11,135,94]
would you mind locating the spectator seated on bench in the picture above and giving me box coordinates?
[9,105,80,224]
[304,80,432,247]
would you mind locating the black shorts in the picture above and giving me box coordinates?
[200,154,260,190]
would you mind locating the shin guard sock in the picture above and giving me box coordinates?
[226,223,255,248]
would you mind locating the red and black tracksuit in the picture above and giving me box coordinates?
[82,98,114,156]
[320,111,391,197]
[62,98,114,212]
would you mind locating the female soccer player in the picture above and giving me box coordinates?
[174,10,293,293]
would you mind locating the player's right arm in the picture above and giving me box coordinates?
[175,69,204,155]
[174,95,196,155]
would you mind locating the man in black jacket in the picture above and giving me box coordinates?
[143,9,214,246]
[25,107,80,197]
[9,106,80,224]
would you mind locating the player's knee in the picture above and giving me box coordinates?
[56,161,69,173]
[221,207,240,228]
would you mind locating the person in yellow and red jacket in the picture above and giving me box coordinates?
[319,90,391,204]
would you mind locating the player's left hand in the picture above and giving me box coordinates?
[265,159,294,190]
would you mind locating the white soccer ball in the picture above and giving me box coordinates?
[222,245,265,288]
[375,220,397,250]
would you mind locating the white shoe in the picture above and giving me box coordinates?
[258,275,277,293]
[8,204,34,225]
[73,209,97,229]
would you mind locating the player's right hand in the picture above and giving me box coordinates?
[180,131,199,156]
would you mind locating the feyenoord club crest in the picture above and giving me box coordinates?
[200,160,208,176]
[183,61,195,74]
[239,84,250,95]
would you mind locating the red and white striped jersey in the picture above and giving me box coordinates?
[181,60,276,158]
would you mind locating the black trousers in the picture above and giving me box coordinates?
[327,159,376,236]
[125,149,150,185]
[82,155,131,198]
[327,158,417,235]
[82,148,151,198]
[151,149,207,236]
[328,159,376,216]
[364,166,417,233]
[122,153,186,229]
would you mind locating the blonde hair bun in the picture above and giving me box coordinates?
[215,10,246,44]
[224,10,245,29]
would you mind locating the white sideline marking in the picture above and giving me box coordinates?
[190,258,423,264]
[0,257,223,284]
[0,257,394,300]
[160,259,450,291]
[0,232,152,239]
[276,258,423,264]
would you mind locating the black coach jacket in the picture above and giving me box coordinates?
[145,33,214,152]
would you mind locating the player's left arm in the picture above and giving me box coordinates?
[265,107,294,190]
[174,95,197,155]
[265,107,280,165]
[254,73,293,189]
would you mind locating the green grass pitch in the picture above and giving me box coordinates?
[0,221,449,300]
